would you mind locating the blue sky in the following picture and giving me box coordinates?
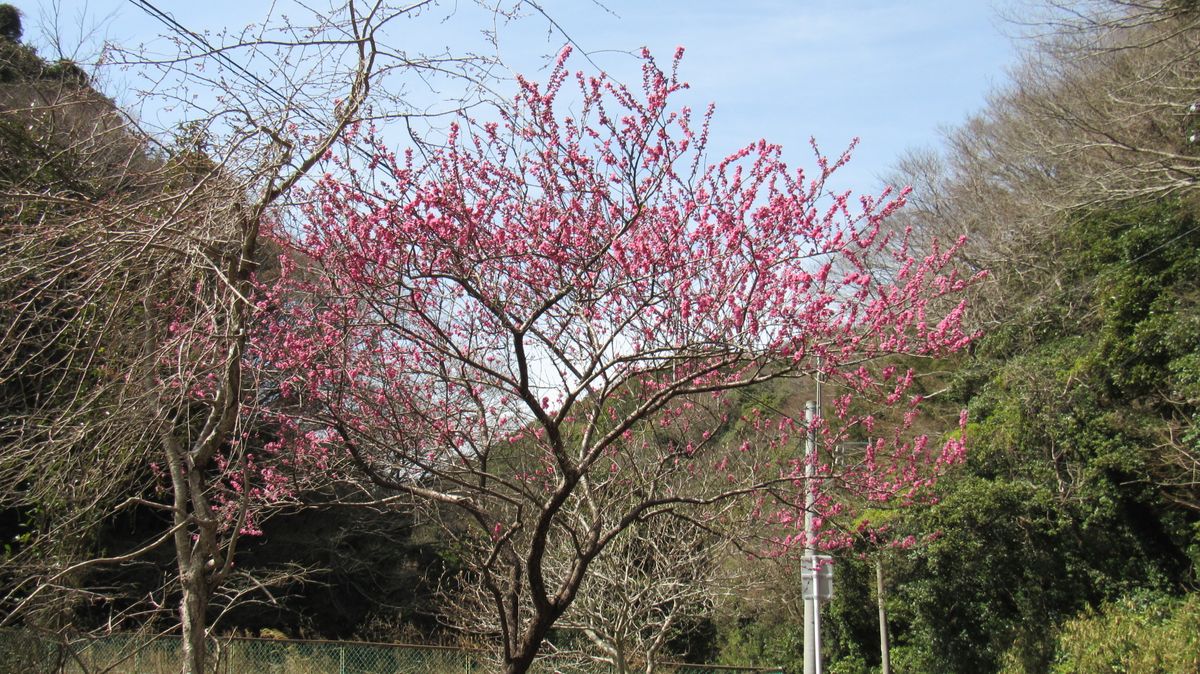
[516,1,1019,191]
[597,1,1015,190]
[25,0,1018,194]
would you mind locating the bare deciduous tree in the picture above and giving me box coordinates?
[557,515,739,674]
[880,1,1200,330]
[1,3,526,671]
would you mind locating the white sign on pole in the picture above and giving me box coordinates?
[801,554,834,602]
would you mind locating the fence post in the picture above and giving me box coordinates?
[339,643,346,674]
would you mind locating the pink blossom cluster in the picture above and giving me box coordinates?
[257,47,981,555]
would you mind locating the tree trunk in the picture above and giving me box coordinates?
[504,648,536,674]
[613,636,628,674]
[179,563,209,674]
[165,428,213,674]
[503,610,562,674]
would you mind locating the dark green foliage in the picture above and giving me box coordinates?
[892,478,1159,673]
[1170,0,1200,16]
[820,555,878,674]
[0,5,20,43]
[43,59,89,85]
[68,492,459,641]
[0,27,90,85]
[878,202,1200,673]
[710,200,1200,671]
[713,201,1200,674]
[0,39,41,83]
[226,502,459,640]
[717,615,806,674]
[666,616,722,664]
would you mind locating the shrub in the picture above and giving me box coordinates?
[1042,593,1200,674]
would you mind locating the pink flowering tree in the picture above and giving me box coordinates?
[263,47,977,673]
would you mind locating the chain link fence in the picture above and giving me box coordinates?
[0,630,784,674]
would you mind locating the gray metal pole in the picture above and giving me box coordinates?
[804,361,825,674]
[814,590,823,674]
[877,557,891,674]
[803,399,817,674]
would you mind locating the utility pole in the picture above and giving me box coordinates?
[877,557,891,674]
[802,401,833,674]
[803,361,832,674]
[803,399,817,674]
